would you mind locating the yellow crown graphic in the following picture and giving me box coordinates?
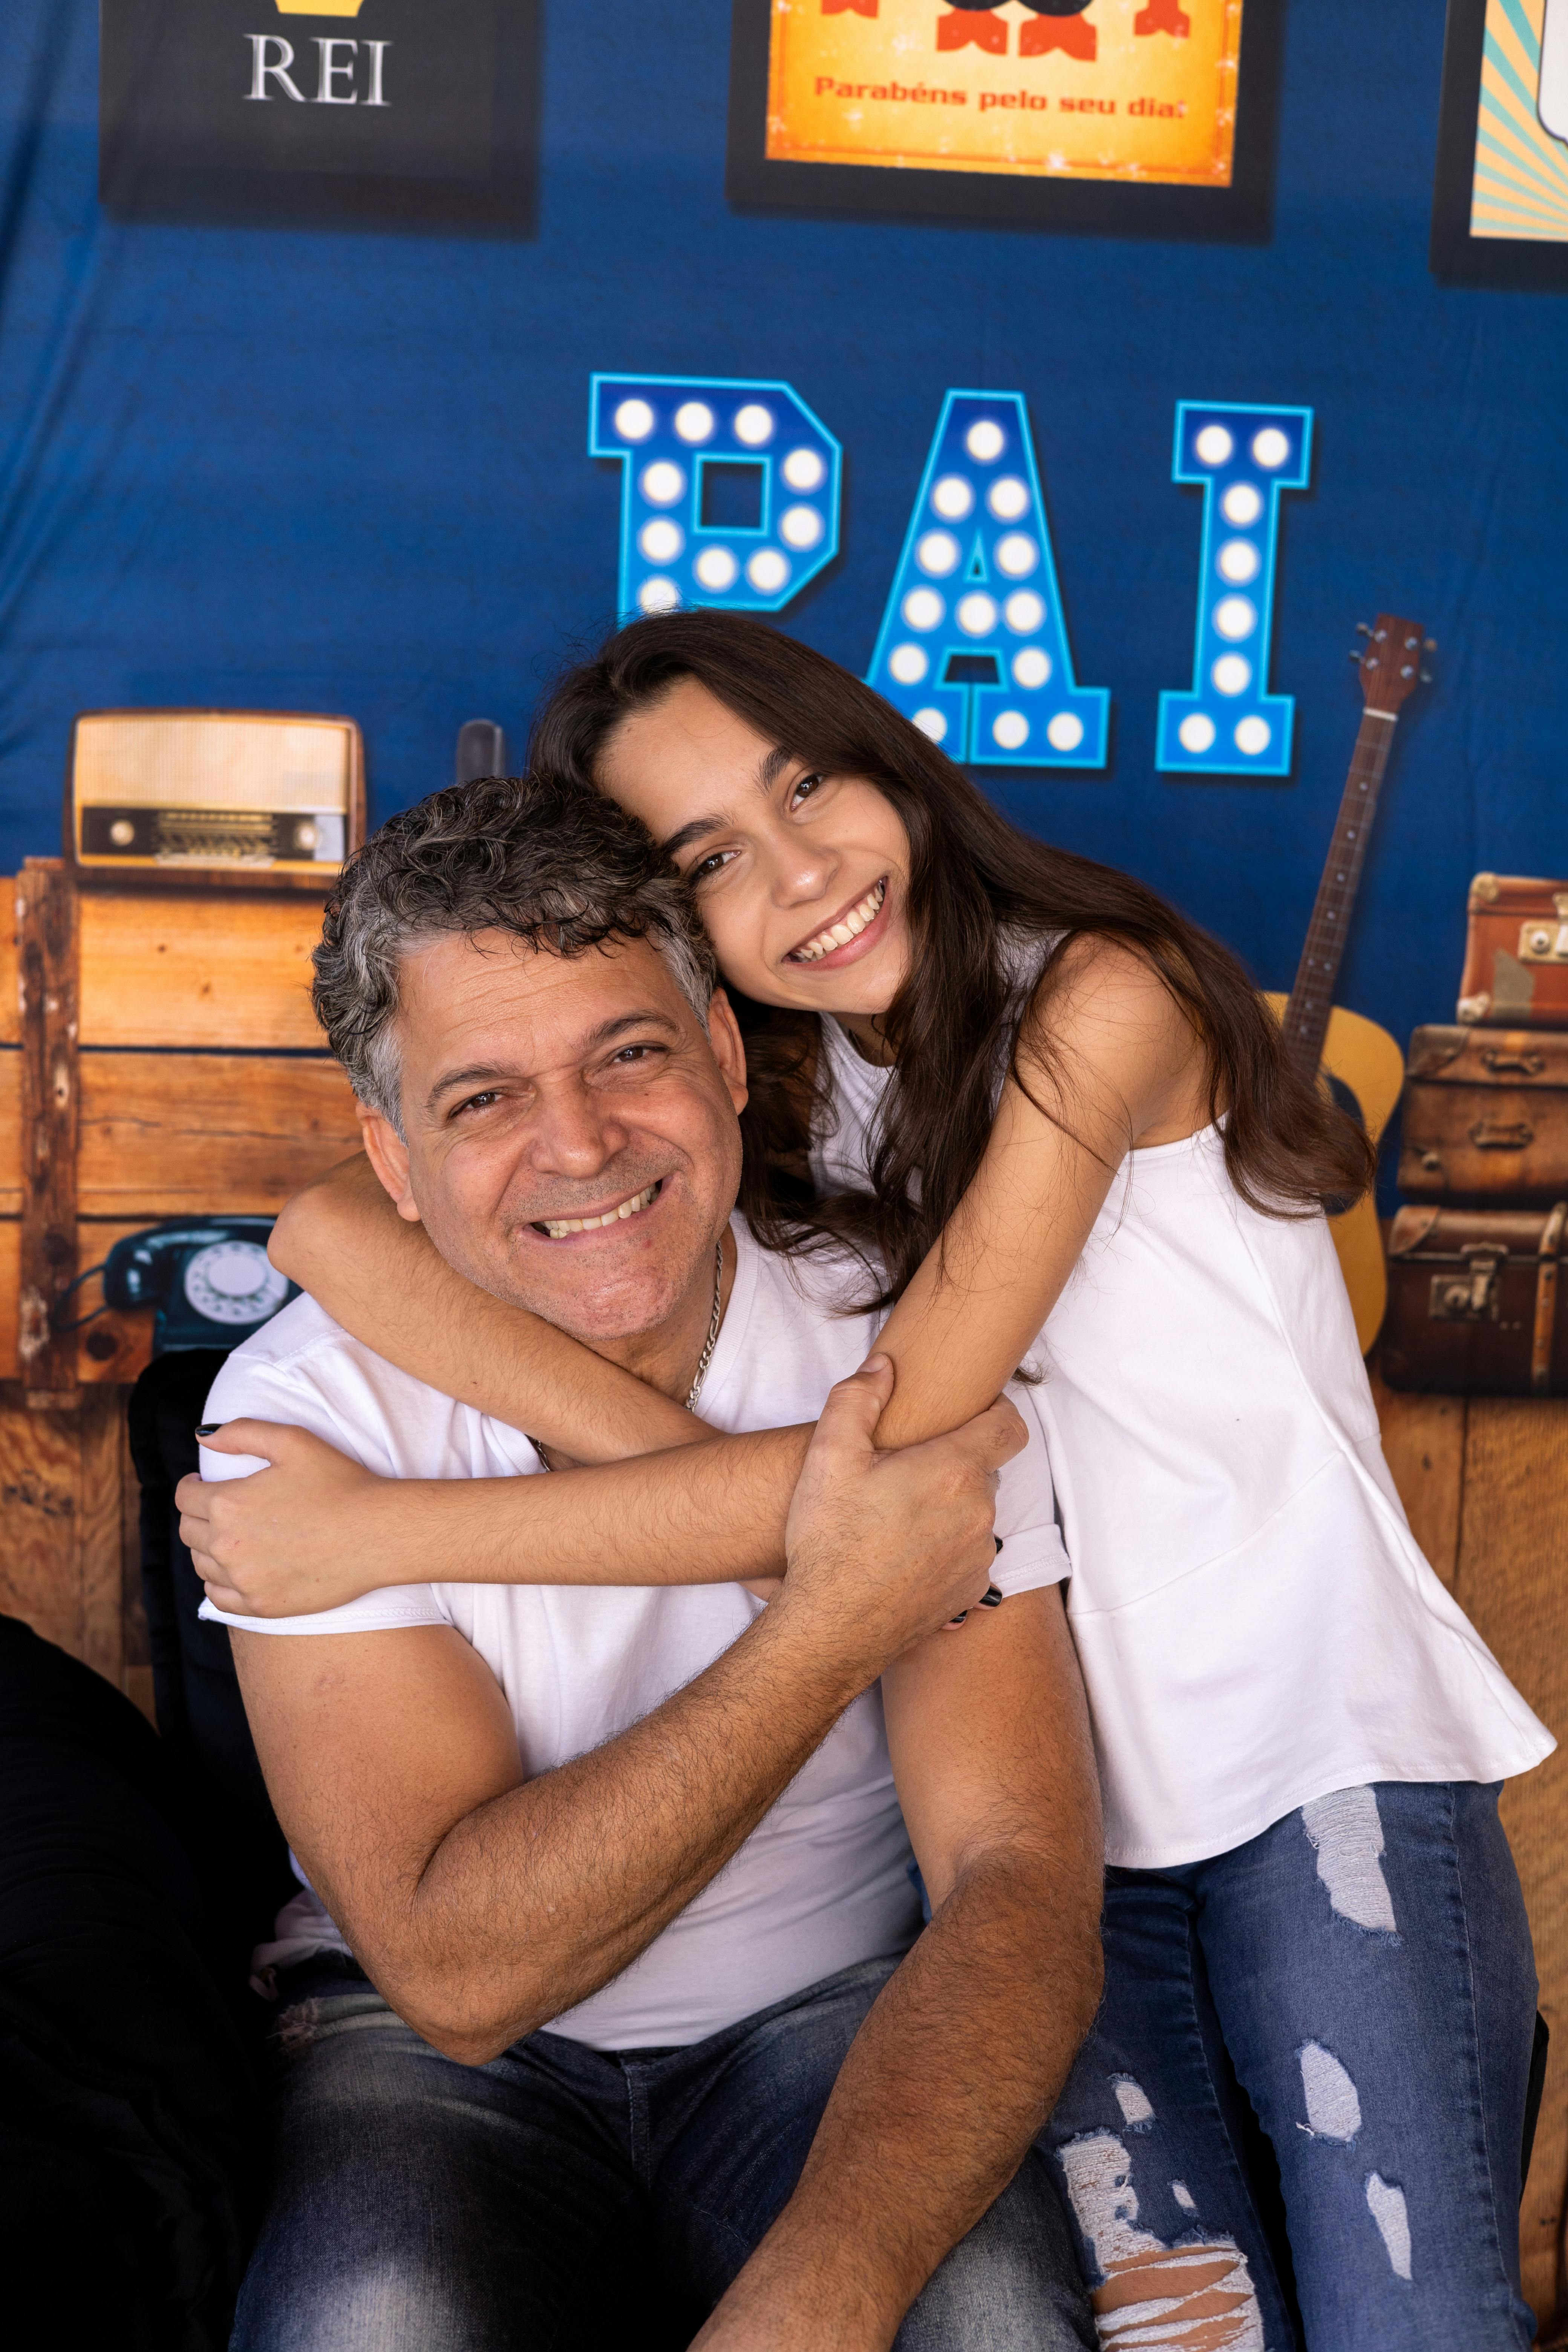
[275,0,365,15]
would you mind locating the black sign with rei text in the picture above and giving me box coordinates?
[100,0,538,233]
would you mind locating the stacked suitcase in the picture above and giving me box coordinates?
[1383,876,1568,1395]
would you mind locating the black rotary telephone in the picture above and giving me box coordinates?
[57,1217,299,1355]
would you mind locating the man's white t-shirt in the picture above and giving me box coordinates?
[200,1215,1070,2051]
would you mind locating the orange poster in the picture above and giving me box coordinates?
[764,0,1244,186]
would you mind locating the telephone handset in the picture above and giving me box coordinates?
[87,1217,298,1354]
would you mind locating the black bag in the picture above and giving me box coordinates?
[127,1348,294,1978]
[0,1614,261,2351]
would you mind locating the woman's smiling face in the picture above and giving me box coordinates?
[597,676,912,1025]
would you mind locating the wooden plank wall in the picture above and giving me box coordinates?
[1374,1367,1568,2334]
[0,876,358,1713]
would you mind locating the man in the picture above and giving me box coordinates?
[188,775,1103,2350]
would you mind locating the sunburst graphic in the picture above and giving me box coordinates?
[1471,0,1568,243]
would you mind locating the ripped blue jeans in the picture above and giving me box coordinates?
[1040,1781,1538,2352]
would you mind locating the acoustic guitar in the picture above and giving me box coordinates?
[1264,612,1431,1353]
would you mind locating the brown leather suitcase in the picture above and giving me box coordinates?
[1458,874,1568,1027]
[1398,1026,1568,1205]
[1381,1203,1568,1394]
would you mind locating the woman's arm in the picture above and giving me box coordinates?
[178,1418,810,1619]
[870,937,1212,1450]
[269,1153,705,1462]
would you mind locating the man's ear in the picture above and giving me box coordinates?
[706,989,749,1115]
[359,1108,423,1224]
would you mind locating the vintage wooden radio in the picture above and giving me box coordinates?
[65,710,364,890]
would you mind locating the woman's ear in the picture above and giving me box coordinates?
[706,989,749,1115]
[358,1109,422,1223]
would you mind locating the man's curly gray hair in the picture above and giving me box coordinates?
[312,773,717,1136]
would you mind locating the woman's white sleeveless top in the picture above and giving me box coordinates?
[815,1016,1553,1868]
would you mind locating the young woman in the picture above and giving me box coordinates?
[194,614,1549,2350]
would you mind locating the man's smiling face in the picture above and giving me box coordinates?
[359,928,747,1357]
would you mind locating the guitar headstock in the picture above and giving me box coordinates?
[1352,612,1433,712]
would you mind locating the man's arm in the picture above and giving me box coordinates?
[231,1359,1024,2065]
[698,1585,1103,2352]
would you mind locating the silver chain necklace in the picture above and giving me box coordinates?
[683,1239,726,1410]
[529,1240,724,1471]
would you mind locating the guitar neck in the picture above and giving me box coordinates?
[1281,706,1399,1079]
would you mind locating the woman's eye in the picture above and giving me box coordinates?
[688,848,734,885]
[789,772,825,810]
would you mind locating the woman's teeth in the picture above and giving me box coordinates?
[790,878,886,964]
[537,1182,660,1239]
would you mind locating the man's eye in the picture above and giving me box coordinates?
[457,1090,502,1115]
[610,1043,660,1066]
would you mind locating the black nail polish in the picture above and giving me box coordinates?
[978,1586,1004,1608]
[196,1424,221,1436]
[994,1536,1004,1555]
[948,1611,969,1626]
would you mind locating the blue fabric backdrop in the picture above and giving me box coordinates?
[1,0,1564,1210]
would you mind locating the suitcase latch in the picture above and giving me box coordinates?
[1478,1046,1547,1077]
[1517,919,1568,964]
[1468,1118,1535,1151]
[1429,1247,1503,1321]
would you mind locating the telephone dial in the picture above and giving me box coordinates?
[63,1217,299,1355]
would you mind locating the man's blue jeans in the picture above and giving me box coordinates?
[233,1952,1095,2350]
[1041,1780,1539,2351]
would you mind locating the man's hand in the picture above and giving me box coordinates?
[773,1355,1024,1673]
[178,1423,390,1617]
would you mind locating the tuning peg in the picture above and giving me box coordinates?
[1356,622,1373,635]
[1424,637,1438,651]
[1420,669,1434,684]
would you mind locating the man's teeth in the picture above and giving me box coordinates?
[790,878,886,964]
[539,1183,659,1239]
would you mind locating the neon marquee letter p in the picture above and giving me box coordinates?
[590,375,842,619]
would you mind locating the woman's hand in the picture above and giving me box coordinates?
[176,1423,395,1618]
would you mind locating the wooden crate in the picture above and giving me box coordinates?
[0,870,357,1385]
[0,866,356,1711]
[0,1380,148,1717]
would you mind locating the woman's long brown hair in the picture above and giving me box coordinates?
[530,612,1374,1306]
